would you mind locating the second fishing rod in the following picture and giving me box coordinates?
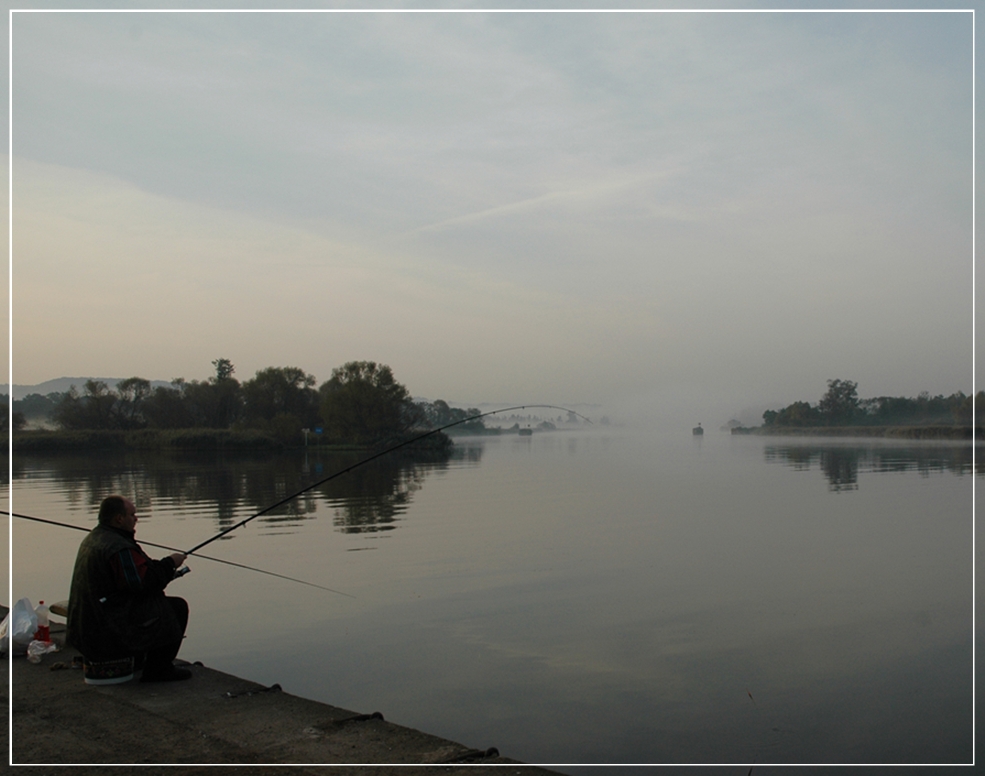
[4,509,352,596]
[185,404,591,556]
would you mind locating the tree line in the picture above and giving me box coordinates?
[762,379,980,428]
[3,359,484,445]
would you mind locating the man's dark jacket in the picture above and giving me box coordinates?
[67,524,182,662]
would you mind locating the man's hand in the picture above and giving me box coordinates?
[169,552,187,567]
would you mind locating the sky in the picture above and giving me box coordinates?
[1,2,976,425]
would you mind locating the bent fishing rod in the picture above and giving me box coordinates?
[186,404,592,556]
[3,510,353,597]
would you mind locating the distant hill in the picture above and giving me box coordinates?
[1,377,172,400]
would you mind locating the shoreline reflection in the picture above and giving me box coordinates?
[8,442,485,536]
[764,441,976,491]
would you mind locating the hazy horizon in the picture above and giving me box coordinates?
[3,7,975,428]
[0,368,971,432]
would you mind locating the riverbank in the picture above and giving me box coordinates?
[6,428,453,454]
[730,425,977,439]
[3,424,568,453]
[5,620,552,770]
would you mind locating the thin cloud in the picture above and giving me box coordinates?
[410,168,693,235]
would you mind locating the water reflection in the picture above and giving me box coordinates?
[320,459,426,534]
[9,443,485,535]
[5,432,973,764]
[764,442,977,491]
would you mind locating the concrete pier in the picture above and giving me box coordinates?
[4,622,554,772]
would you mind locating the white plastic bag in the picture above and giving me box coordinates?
[7,598,38,657]
[27,639,59,664]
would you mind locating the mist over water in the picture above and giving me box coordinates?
[6,428,974,765]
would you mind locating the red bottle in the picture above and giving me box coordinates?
[34,600,50,642]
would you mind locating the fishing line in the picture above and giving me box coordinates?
[3,510,353,597]
[186,404,592,555]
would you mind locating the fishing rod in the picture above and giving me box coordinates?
[186,404,592,555]
[3,510,354,598]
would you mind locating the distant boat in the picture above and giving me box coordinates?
[692,423,703,435]
[519,427,533,436]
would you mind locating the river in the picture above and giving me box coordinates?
[4,428,976,766]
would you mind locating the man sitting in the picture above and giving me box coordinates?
[67,495,191,682]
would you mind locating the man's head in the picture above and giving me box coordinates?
[98,495,137,532]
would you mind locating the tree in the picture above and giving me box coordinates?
[51,386,83,429]
[417,399,484,433]
[774,401,820,427]
[178,360,242,428]
[53,381,119,430]
[862,392,964,426]
[241,366,319,436]
[1,405,26,432]
[954,392,974,425]
[115,377,152,430]
[212,358,235,382]
[14,393,62,423]
[142,380,195,429]
[209,359,242,428]
[422,399,454,427]
[319,361,418,444]
[818,379,860,425]
[83,380,118,429]
[763,398,821,426]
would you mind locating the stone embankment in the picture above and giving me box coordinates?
[4,620,553,774]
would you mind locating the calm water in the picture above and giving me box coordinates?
[4,430,976,766]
